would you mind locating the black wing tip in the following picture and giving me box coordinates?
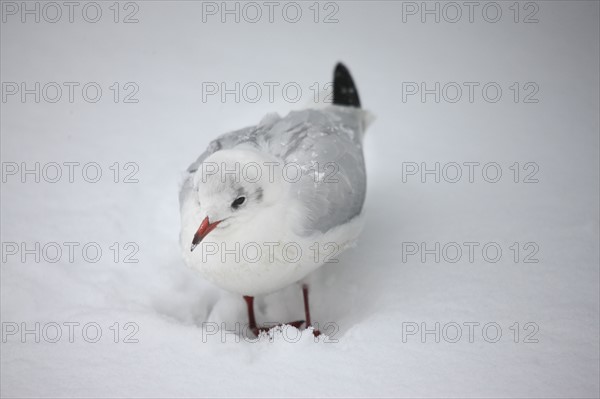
[333,62,361,108]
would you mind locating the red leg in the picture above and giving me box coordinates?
[302,284,320,336]
[243,295,258,333]
[302,284,311,326]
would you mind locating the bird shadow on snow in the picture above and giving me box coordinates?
[301,184,403,336]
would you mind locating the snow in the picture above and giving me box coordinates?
[1,1,599,397]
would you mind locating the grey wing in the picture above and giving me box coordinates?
[265,106,369,236]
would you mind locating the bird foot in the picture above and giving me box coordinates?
[308,327,321,337]
[250,320,304,337]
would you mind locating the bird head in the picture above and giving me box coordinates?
[189,147,285,251]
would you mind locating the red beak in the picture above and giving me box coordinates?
[190,216,221,252]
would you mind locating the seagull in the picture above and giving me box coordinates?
[179,63,370,335]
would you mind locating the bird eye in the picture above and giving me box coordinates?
[231,196,246,209]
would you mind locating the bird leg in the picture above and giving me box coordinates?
[243,295,259,333]
[302,284,321,336]
[243,295,304,337]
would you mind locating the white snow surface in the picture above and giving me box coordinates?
[1,1,599,398]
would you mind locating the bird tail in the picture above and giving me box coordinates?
[333,63,361,108]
